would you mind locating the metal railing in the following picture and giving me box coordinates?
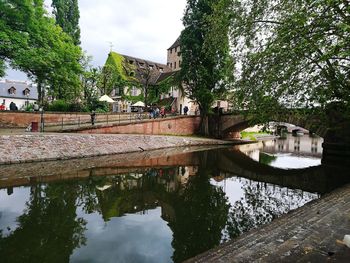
[42,112,179,132]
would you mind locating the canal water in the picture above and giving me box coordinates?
[0,135,349,263]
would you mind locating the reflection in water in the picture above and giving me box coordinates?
[0,144,348,262]
[238,134,323,168]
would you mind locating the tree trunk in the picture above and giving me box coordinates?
[200,112,209,136]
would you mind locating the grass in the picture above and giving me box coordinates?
[240,131,270,141]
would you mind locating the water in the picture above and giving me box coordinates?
[0,135,348,263]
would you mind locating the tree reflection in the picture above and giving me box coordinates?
[168,152,230,263]
[226,180,316,239]
[0,182,87,263]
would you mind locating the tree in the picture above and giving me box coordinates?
[0,0,82,103]
[229,0,350,123]
[179,0,233,135]
[81,52,100,106]
[51,0,81,45]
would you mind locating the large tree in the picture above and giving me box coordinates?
[0,0,82,103]
[230,0,350,123]
[51,0,81,45]
[179,0,233,135]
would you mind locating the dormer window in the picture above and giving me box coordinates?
[8,87,16,95]
[159,67,164,73]
[23,88,30,96]
[149,65,154,70]
[139,62,145,68]
[129,60,134,64]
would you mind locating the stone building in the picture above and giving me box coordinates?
[106,37,227,114]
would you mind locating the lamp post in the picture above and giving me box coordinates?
[39,107,44,132]
[26,93,29,110]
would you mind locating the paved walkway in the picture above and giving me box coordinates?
[186,184,350,262]
[0,133,233,164]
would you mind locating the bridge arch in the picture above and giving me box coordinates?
[218,113,328,139]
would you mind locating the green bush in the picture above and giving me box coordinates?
[47,100,70,112]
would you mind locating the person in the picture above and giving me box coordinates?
[90,111,96,125]
[0,101,5,111]
[183,105,189,115]
[148,107,154,119]
[9,102,17,111]
[160,107,166,118]
[155,107,160,119]
[33,102,39,111]
[137,107,142,120]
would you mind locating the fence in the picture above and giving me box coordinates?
[42,112,177,132]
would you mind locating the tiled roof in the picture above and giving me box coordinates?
[168,37,180,50]
[156,71,177,84]
[111,52,173,85]
[0,81,38,100]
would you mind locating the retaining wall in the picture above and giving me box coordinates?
[76,116,201,136]
[0,134,229,164]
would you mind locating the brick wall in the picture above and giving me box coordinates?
[77,116,201,136]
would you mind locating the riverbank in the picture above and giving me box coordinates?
[0,134,234,165]
[186,183,350,262]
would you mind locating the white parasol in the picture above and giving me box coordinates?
[99,95,115,103]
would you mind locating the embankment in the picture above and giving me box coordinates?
[0,134,231,164]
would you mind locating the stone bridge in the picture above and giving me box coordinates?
[210,109,350,166]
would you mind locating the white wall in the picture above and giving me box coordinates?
[0,97,36,110]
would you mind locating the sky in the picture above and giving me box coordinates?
[4,0,187,81]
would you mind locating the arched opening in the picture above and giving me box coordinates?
[223,119,324,169]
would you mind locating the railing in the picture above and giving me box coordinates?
[42,112,178,132]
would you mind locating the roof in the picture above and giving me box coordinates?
[108,52,173,85]
[156,71,177,83]
[0,81,38,100]
[168,37,180,50]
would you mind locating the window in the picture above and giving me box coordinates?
[159,67,163,73]
[23,88,30,96]
[139,62,145,68]
[170,49,172,54]
[174,62,176,69]
[131,86,138,96]
[129,60,134,64]
[114,87,120,95]
[170,63,172,68]
[175,47,177,52]
[8,86,16,95]
[149,65,154,70]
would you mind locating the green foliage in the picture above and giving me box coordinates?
[0,0,82,102]
[51,0,81,45]
[230,0,350,123]
[180,0,233,134]
[46,100,90,112]
[47,100,70,112]
[89,98,109,112]
[122,94,144,104]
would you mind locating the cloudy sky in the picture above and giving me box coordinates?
[4,0,187,81]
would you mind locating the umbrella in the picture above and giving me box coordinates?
[132,101,145,107]
[99,95,115,103]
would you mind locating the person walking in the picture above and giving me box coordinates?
[183,105,189,115]
[90,111,96,125]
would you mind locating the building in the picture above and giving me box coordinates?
[105,52,173,112]
[0,80,38,110]
[106,37,228,114]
